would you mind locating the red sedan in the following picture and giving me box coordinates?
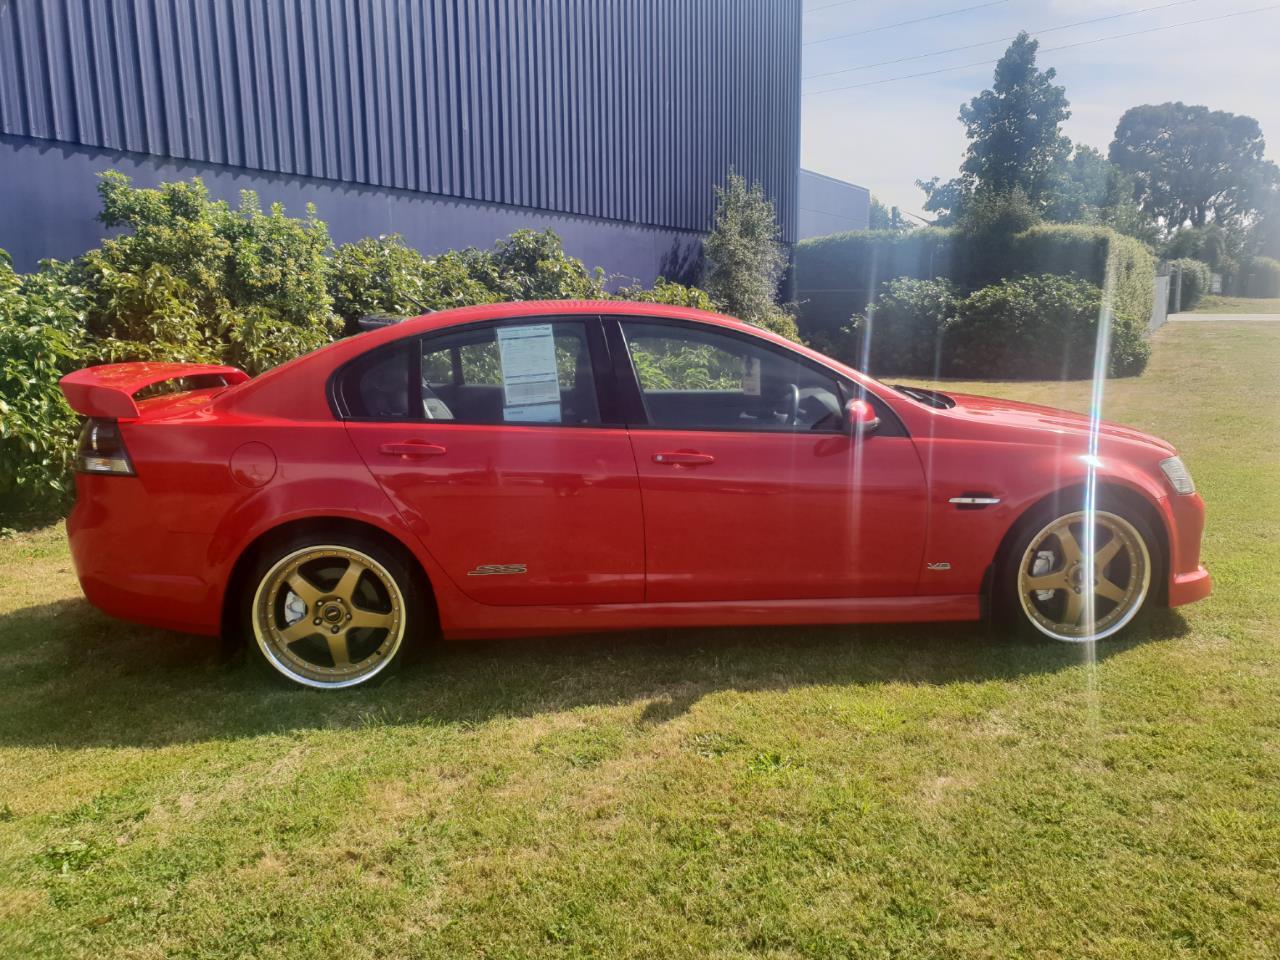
[60,301,1211,690]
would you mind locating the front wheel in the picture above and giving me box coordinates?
[243,536,421,689]
[998,502,1157,643]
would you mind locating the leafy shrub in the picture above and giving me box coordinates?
[613,277,719,310]
[851,278,960,376]
[463,229,606,302]
[1239,256,1280,298]
[1166,258,1212,311]
[752,306,802,342]
[947,274,1148,379]
[76,172,339,374]
[0,253,86,511]
[703,172,788,328]
[327,235,496,331]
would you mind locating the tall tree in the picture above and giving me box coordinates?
[919,32,1071,221]
[1109,103,1280,230]
[703,172,787,325]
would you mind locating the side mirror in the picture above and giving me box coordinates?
[845,398,881,436]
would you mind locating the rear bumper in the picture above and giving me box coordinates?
[67,479,222,636]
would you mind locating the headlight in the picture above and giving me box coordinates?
[1159,456,1195,495]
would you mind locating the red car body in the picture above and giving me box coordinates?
[61,301,1211,643]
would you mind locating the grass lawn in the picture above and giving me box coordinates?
[2,321,1278,959]
[1190,295,1280,314]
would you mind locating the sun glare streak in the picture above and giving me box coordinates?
[1079,263,1118,720]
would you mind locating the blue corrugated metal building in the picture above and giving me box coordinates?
[797,169,871,240]
[0,0,802,283]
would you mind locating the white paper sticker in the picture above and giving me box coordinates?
[497,325,561,414]
[504,401,562,423]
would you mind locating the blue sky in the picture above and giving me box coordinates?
[801,0,1280,218]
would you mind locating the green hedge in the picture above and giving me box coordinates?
[1004,225,1155,328]
[795,223,1156,338]
[1166,258,1212,311]
[793,228,954,338]
[1239,257,1280,298]
[813,274,1149,382]
[946,274,1149,380]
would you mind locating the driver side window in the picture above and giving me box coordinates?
[620,321,843,432]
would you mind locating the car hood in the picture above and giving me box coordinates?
[940,391,1177,454]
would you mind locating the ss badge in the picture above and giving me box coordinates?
[467,563,528,577]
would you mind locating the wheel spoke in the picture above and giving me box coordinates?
[1024,572,1069,593]
[1062,590,1085,627]
[326,631,351,667]
[1056,526,1083,564]
[1095,577,1127,603]
[1094,534,1124,570]
[285,571,323,607]
[332,559,367,604]
[348,609,394,632]
[279,620,317,644]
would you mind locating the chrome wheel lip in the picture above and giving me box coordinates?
[1017,510,1151,643]
[251,545,405,690]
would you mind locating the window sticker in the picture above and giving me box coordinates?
[497,324,562,422]
[742,356,762,397]
[503,401,562,422]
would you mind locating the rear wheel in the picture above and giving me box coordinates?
[998,500,1156,643]
[244,536,420,689]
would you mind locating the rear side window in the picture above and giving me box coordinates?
[420,322,600,425]
[339,345,411,420]
[335,321,602,425]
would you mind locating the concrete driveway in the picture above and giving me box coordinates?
[1169,312,1280,322]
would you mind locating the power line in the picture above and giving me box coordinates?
[803,3,1280,93]
[804,0,1203,80]
[806,0,869,13]
[804,0,1010,46]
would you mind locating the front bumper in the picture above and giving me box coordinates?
[1169,566,1212,607]
[1162,491,1211,608]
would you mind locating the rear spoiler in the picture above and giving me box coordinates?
[60,362,250,419]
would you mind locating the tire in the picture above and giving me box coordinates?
[995,494,1160,643]
[240,532,425,689]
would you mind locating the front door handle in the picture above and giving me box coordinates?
[380,440,447,459]
[653,451,715,466]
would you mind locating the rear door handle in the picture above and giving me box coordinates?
[380,440,447,459]
[653,451,715,466]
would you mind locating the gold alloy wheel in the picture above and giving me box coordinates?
[1017,510,1151,642]
[251,545,405,689]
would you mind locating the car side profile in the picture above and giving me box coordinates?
[60,301,1212,689]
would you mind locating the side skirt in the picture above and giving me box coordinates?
[440,594,981,640]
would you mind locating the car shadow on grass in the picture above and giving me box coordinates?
[0,597,1189,749]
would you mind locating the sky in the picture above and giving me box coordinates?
[800,0,1280,219]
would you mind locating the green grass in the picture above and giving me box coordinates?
[1190,295,1280,314]
[2,322,1279,959]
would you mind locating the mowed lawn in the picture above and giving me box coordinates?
[2,321,1278,960]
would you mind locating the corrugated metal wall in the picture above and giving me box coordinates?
[0,0,802,240]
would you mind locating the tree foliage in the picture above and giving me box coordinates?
[703,172,788,328]
[1109,103,1280,230]
[920,33,1071,222]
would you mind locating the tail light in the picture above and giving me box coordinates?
[76,419,135,476]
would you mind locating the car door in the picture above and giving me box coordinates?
[341,316,645,606]
[612,317,928,603]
